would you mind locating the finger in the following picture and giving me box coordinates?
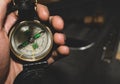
[4,11,18,34]
[36,4,49,21]
[57,45,70,55]
[54,33,65,45]
[47,57,55,64]
[47,50,57,64]
[51,46,69,62]
[0,0,10,29]
[47,46,69,64]
[49,15,64,31]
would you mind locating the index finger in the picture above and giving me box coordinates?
[36,4,49,21]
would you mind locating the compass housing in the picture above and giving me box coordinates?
[9,20,53,62]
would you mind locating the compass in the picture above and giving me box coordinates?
[9,20,53,62]
[9,0,55,83]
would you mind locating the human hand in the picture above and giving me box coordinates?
[0,0,69,84]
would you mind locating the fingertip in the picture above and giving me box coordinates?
[36,4,49,21]
[54,33,65,45]
[50,15,64,31]
[57,46,70,55]
[47,57,55,64]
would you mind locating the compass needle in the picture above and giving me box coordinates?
[33,33,41,39]
[33,30,45,39]
[18,41,29,49]
[18,30,44,49]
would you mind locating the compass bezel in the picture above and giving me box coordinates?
[9,20,53,62]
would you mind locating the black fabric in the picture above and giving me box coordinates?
[14,69,44,84]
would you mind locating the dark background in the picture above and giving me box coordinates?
[41,0,120,84]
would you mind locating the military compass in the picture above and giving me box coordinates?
[9,20,53,62]
[9,0,53,83]
[9,0,53,62]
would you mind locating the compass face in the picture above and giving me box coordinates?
[9,20,53,62]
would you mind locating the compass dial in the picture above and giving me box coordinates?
[9,20,53,62]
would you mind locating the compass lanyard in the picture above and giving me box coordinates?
[12,0,38,20]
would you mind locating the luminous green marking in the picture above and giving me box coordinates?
[18,31,44,49]
[22,41,29,46]
[33,33,41,39]
[18,41,29,49]
[32,42,39,50]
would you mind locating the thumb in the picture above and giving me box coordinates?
[0,0,11,29]
[4,12,17,34]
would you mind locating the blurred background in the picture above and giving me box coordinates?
[40,1,120,84]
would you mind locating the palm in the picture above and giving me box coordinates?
[0,30,10,69]
[0,30,9,59]
[0,29,22,83]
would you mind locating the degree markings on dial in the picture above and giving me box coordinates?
[19,53,24,58]
[32,48,35,60]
